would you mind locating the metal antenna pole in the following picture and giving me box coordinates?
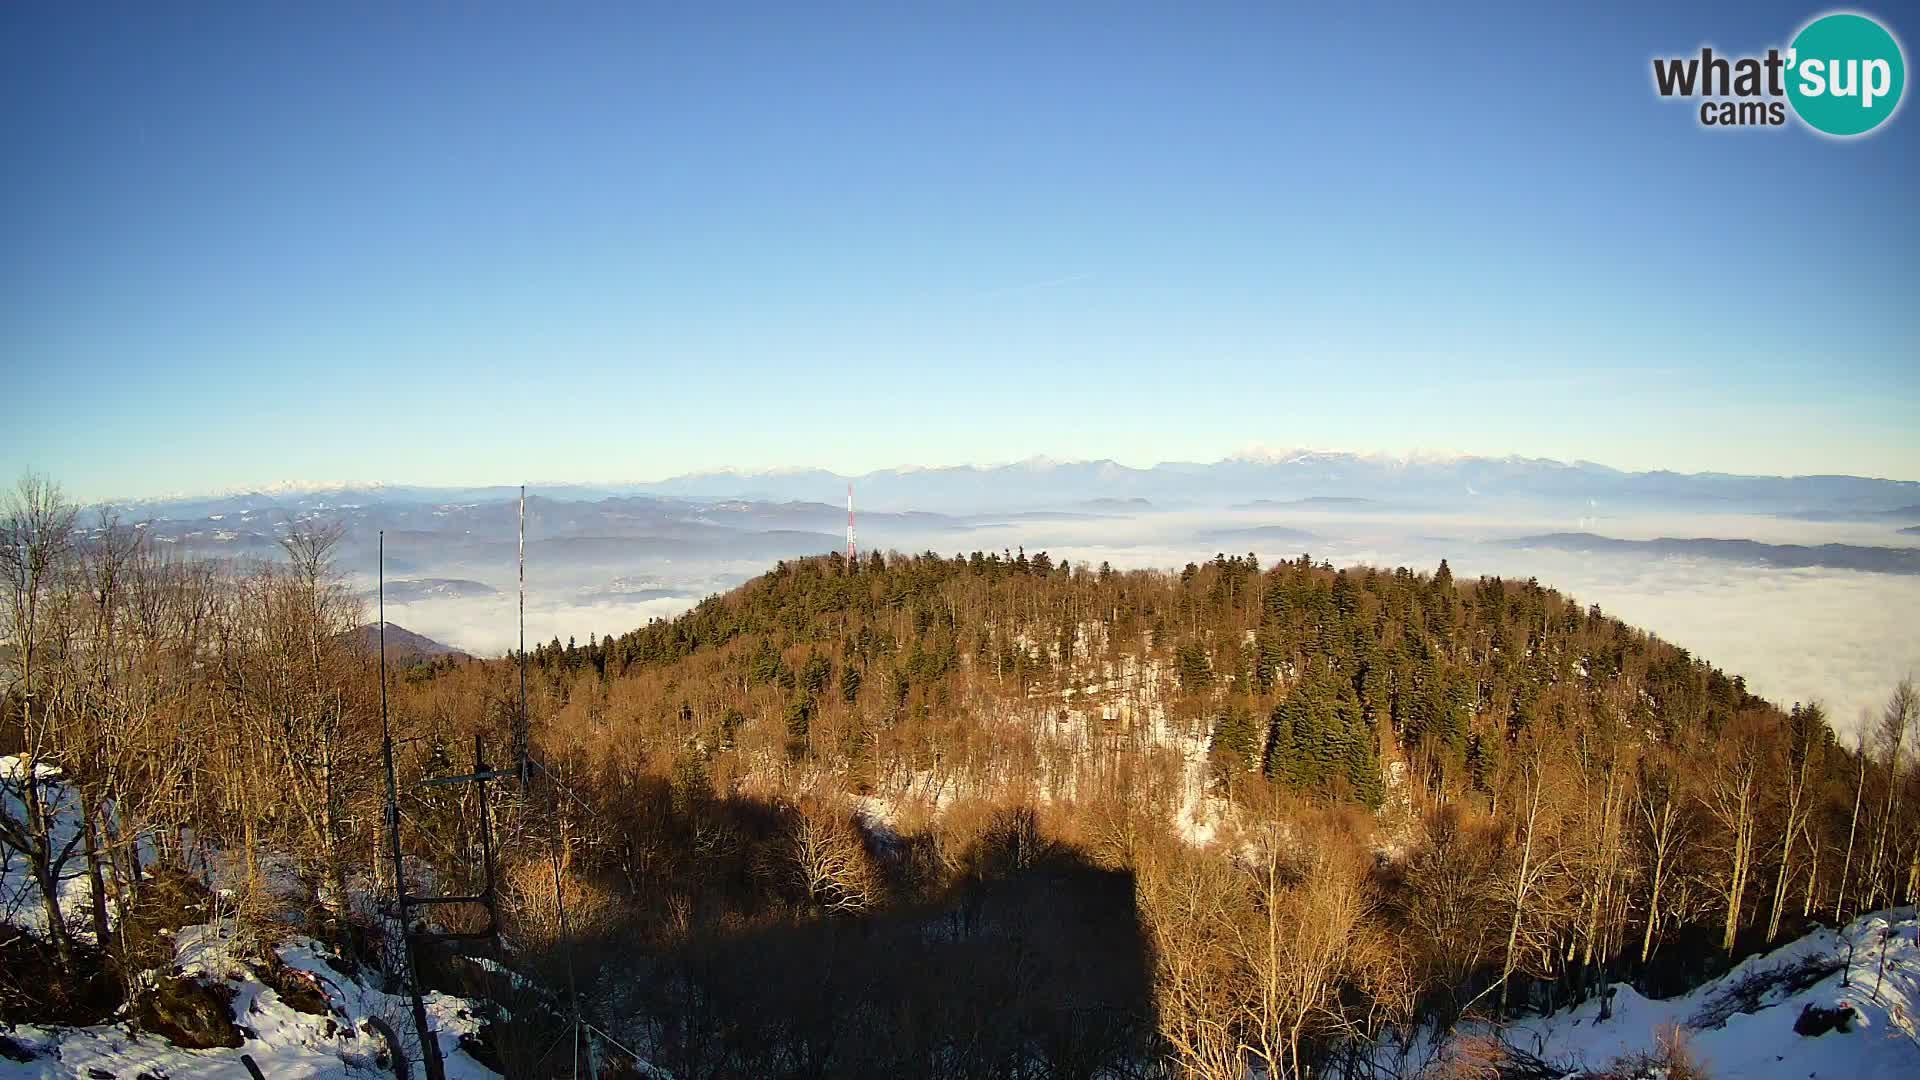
[517,486,584,1075]
[546,763,584,1079]
[380,530,389,750]
[519,485,529,787]
[381,533,448,1080]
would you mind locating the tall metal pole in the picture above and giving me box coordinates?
[518,488,584,1076]
[514,490,586,1077]
[549,814,583,1079]
[380,532,448,1080]
[518,486,529,787]
[474,732,499,934]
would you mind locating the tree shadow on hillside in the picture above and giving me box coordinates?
[432,787,1157,1080]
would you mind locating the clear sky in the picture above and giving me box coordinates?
[3,1,1915,501]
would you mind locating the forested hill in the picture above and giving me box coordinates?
[483,548,1919,1078]
[8,495,1916,1077]
[523,548,1774,806]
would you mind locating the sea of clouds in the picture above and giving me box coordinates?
[356,504,1917,738]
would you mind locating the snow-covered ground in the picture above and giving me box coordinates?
[2,923,500,1079]
[2,755,100,939]
[2,755,502,1079]
[1369,908,1920,1079]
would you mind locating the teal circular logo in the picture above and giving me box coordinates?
[1786,13,1906,136]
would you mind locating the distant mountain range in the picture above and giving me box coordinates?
[105,451,1920,518]
[1503,533,1920,576]
[616,453,1920,513]
[88,454,1920,595]
[1776,504,1920,523]
[1204,524,1321,545]
[105,494,856,570]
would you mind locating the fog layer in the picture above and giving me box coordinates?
[349,500,1915,736]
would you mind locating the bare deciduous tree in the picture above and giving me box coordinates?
[1635,749,1695,965]
[1861,679,1913,910]
[1497,734,1571,1016]
[218,519,370,928]
[784,795,875,915]
[1697,708,1769,954]
[0,473,81,970]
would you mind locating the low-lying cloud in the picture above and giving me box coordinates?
[348,504,1915,739]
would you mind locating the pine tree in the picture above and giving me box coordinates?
[1253,628,1283,694]
[1298,678,1346,789]
[1264,700,1297,784]
[841,662,863,705]
[749,638,785,686]
[1210,705,1261,788]
[785,695,812,746]
[1175,641,1213,694]
[1344,707,1385,808]
[800,651,832,698]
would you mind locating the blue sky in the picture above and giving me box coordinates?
[3,1,1915,500]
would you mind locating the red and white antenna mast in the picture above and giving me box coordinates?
[846,482,857,560]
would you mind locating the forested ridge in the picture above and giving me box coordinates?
[5,474,1917,1079]
[533,546,1775,810]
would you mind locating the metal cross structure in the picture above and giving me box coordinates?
[518,485,530,787]
[378,495,662,1080]
[379,530,506,1080]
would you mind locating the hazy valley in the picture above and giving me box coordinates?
[110,452,1920,735]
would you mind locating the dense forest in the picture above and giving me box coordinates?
[4,474,1917,1079]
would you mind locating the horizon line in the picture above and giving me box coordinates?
[51,444,1920,506]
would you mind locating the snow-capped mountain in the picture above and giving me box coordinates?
[616,451,1918,513]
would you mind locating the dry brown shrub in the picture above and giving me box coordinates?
[499,856,613,953]
[1593,1025,1711,1080]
